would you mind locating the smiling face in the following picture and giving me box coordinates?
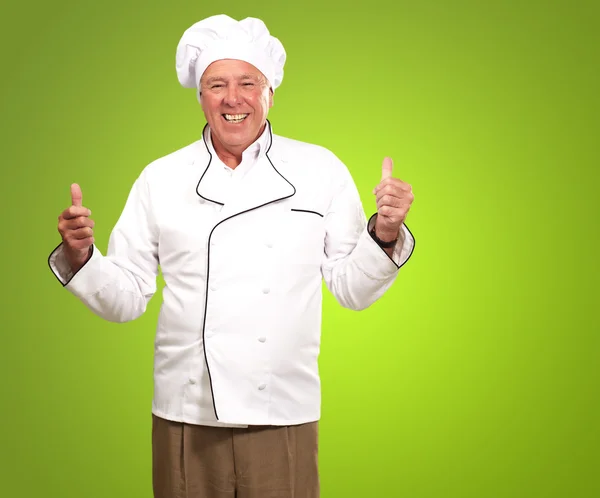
[199,59,273,161]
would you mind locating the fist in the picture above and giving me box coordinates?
[373,157,414,241]
[57,183,95,271]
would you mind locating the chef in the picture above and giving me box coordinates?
[48,14,415,498]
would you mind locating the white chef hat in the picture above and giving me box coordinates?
[175,14,286,94]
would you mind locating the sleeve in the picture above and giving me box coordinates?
[47,170,160,323]
[320,157,415,311]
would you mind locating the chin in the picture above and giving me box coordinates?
[223,126,256,140]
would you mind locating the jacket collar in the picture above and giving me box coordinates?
[204,121,271,165]
[195,120,295,218]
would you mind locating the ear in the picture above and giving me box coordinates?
[269,88,274,108]
[197,78,204,107]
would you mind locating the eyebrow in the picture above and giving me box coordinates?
[204,76,226,85]
[204,74,260,85]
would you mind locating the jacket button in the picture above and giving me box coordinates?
[258,337,266,343]
[262,288,270,294]
[258,384,266,391]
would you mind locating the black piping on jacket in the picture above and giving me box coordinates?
[197,119,296,420]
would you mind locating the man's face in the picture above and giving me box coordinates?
[199,59,273,153]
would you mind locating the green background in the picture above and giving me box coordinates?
[1,0,598,496]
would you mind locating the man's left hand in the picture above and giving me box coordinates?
[372,157,414,242]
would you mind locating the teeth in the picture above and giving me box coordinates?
[224,113,248,122]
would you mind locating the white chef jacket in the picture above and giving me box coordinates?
[48,121,415,428]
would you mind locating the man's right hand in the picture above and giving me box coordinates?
[57,183,95,273]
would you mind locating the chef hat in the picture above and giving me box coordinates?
[175,14,286,93]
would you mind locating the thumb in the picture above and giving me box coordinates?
[381,157,393,181]
[71,183,83,207]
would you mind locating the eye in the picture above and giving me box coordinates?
[211,84,224,89]
[242,82,254,86]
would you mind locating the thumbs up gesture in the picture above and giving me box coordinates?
[372,157,414,242]
[57,184,95,272]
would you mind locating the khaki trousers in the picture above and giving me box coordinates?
[152,414,320,498]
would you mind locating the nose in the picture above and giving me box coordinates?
[223,85,242,106]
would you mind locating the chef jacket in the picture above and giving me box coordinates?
[48,121,415,427]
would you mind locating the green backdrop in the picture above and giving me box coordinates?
[1,0,598,497]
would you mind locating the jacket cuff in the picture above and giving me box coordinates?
[48,243,100,287]
[364,213,415,270]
